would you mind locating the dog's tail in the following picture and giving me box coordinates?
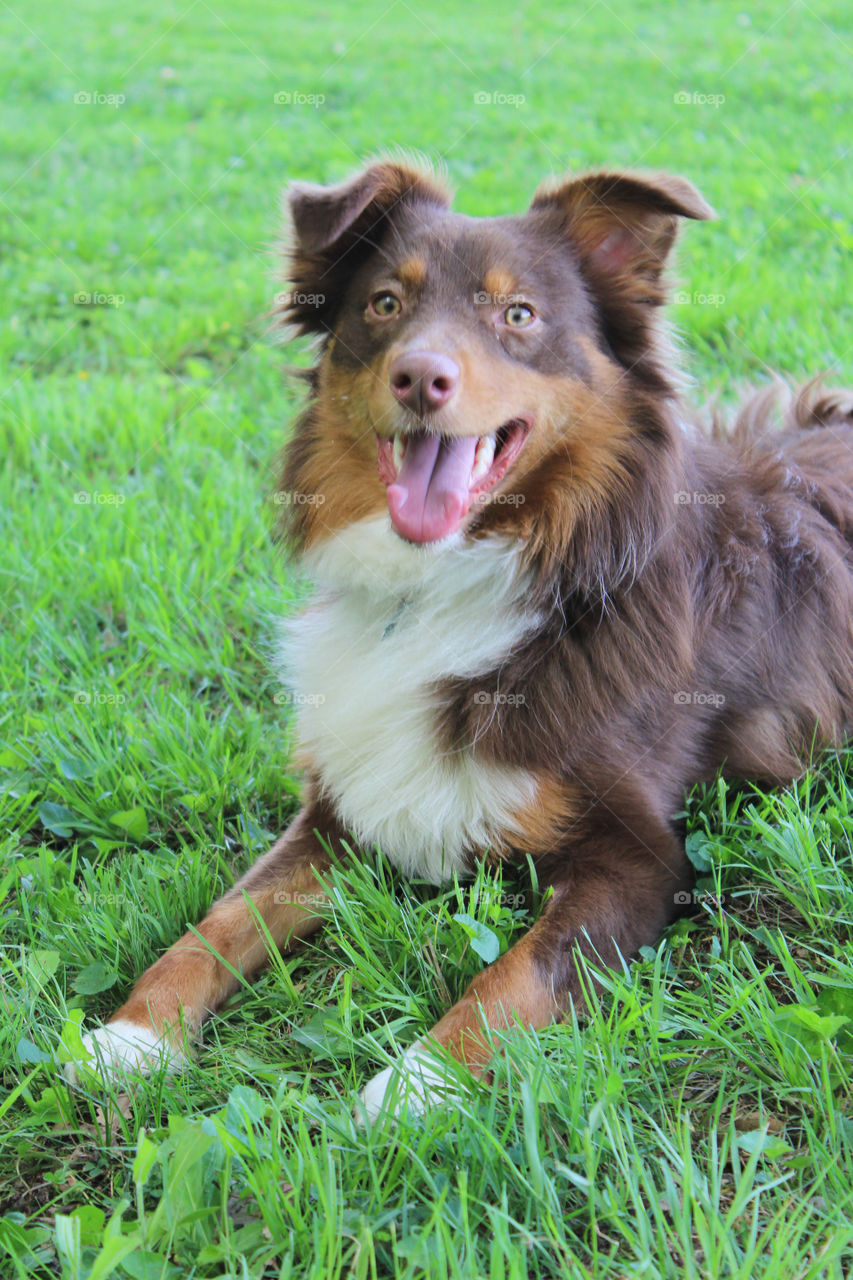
[724,375,853,444]
[724,377,853,544]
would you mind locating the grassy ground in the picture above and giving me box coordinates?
[2,0,853,1275]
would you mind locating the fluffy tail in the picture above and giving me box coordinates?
[725,376,853,443]
[722,377,853,543]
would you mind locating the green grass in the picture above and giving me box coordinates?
[2,0,853,1275]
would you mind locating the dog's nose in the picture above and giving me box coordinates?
[389,351,459,413]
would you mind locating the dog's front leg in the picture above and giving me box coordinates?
[360,805,692,1120]
[66,797,345,1081]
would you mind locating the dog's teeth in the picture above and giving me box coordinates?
[470,433,496,484]
[392,435,405,472]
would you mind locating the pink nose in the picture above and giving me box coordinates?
[389,351,459,414]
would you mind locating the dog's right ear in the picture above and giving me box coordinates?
[280,161,451,336]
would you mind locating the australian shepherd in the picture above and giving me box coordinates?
[68,159,853,1119]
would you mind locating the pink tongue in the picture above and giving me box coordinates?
[386,432,479,543]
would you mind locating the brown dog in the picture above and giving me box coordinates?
[68,160,853,1118]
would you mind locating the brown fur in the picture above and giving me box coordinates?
[96,159,853,1104]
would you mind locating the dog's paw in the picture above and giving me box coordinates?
[63,1019,187,1085]
[357,1040,465,1124]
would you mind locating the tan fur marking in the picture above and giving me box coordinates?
[285,363,388,549]
[396,256,427,290]
[507,775,580,856]
[482,267,518,301]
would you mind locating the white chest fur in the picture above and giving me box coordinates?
[280,518,542,883]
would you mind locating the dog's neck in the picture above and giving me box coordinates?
[300,516,533,608]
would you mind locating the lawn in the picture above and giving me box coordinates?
[2,0,853,1276]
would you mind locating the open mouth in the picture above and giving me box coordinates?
[376,418,531,544]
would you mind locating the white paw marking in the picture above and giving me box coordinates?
[358,1041,464,1123]
[63,1019,186,1084]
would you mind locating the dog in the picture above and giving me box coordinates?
[67,158,853,1119]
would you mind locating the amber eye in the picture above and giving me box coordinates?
[370,292,402,317]
[503,303,535,328]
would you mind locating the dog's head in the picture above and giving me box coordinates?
[277,158,712,576]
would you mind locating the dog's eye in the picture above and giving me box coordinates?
[370,292,402,318]
[503,303,535,328]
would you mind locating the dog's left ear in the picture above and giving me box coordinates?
[530,170,714,301]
